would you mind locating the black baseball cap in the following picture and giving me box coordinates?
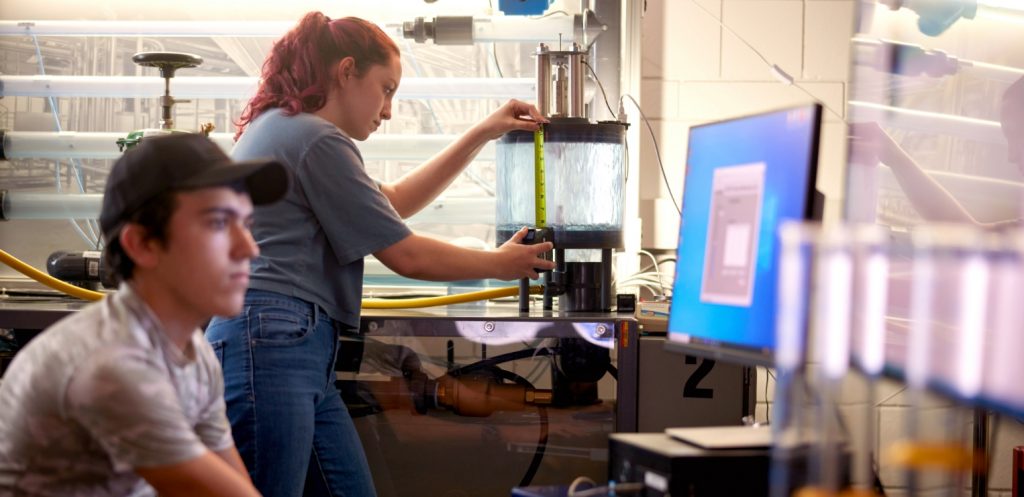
[100,133,289,243]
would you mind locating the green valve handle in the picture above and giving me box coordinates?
[533,125,546,228]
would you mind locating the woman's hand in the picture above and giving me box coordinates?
[493,227,556,280]
[476,99,549,140]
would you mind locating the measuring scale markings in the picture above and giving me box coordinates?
[534,125,546,228]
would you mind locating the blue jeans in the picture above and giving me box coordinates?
[206,289,376,497]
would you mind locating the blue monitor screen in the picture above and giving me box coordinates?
[666,104,821,366]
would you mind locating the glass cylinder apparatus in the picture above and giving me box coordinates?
[495,119,626,249]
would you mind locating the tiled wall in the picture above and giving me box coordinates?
[638,0,851,249]
[638,0,1024,493]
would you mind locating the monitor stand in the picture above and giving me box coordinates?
[665,425,772,450]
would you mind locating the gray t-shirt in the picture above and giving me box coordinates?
[0,284,233,497]
[233,109,412,328]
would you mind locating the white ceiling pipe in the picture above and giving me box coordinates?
[848,101,1005,144]
[0,17,575,43]
[0,75,535,100]
[2,192,102,220]
[3,131,496,161]
[0,20,295,37]
[458,16,575,43]
[1,192,496,223]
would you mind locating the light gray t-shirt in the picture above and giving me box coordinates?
[0,284,233,497]
[233,109,412,328]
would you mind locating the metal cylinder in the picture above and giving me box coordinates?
[553,64,568,117]
[432,16,473,45]
[535,44,551,118]
[601,248,613,311]
[160,94,174,129]
[519,277,531,312]
[568,44,585,118]
[563,262,604,312]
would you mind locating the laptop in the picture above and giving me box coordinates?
[665,425,773,450]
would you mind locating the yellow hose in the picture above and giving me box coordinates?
[1,248,541,308]
[0,249,106,301]
[362,285,542,309]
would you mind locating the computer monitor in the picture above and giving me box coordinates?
[666,103,822,367]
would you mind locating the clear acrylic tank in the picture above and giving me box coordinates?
[495,119,627,248]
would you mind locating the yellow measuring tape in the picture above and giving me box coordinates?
[533,126,546,228]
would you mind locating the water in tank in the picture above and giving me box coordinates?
[495,119,626,249]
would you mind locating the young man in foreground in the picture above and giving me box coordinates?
[0,133,288,496]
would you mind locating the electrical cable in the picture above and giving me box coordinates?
[874,385,908,407]
[622,93,681,215]
[520,406,548,488]
[614,280,661,296]
[615,271,667,296]
[500,366,549,489]
[403,41,446,136]
[615,281,662,297]
[531,10,571,19]
[447,346,558,378]
[491,43,505,78]
[637,249,665,294]
[568,476,597,495]
[524,338,557,383]
[582,61,617,119]
[686,0,847,123]
[486,1,504,79]
[524,354,553,383]
[616,275,663,289]
[451,359,549,488]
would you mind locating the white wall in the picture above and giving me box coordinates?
[638,0,851,250]
[638,0,1024,494]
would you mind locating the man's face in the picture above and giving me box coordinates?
[150,187,258,320]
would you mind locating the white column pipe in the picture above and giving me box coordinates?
[2,191,495,223]
[2,192,102,220]
[463,16,575,43]
[848,100,1004,144]
[0,75,535,100]
[1,17,575,43]
[3,131,496,161]
[0,20,294,37]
